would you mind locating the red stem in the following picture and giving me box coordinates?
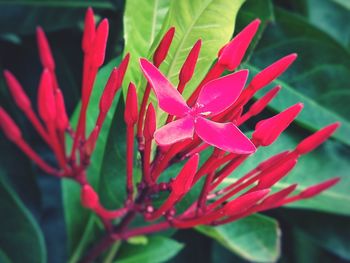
[126,125,135,200]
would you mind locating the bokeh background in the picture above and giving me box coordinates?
[0,0,349,262]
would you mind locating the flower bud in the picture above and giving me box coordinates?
[143,103,156,140]
[296,123,339,155]
[153,27,175,67]
[0,107,22,142]
[92,19,109,67]
[250,54,297,91]
[82,7,95,53]
[36,27,55,71]
[99,68,118,114]
[300,177,340,199]
[179,40,201,85]
[37,69,56,122]
[218,19,260,71]
[3,70,31,111]
[81,184,99,209]
[124,82,138,125]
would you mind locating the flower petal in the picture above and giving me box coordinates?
[196,70,248,115]
[140,58,190,116]
[194,117,256,154]
[154,116,195,146]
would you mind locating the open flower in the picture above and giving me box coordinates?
[140,59,256,154]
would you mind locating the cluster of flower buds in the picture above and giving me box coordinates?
[0,8,340,245]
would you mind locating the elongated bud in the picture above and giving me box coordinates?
[300,177,340,198]
[55,89,69,131]
[153,27,175,67]
[92,19,109,67]
[85,126,99,157]
[143,103,156,140]
[249,86,281,116]
[99,68,118,114]
[257,159,297,189]
[82,7,95,53]
[116,53,130,88]
[179,40,201,84]
[260,184,297,208]
[250,54,297,91]
[3,70,31,111]
[257,151,290,171]
[38,69,56,122]
[124,82,138,125]
[223,189,270,216]
[0,107,22,142]
[81,184,99,209]
[218,19,260,71]
[296,123,340,155]
[36,27,55,71]
[252,103,303,146]
[171,154,199,196]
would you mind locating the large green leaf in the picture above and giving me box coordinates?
[123,0,171,94]
[0,177,46,263]
[222,128,350,215]
[62,57,122,262]
[140,0,245,123]
[247,8,350,145]
[115,236,183,263]
[197,214,281,262]
[281,209,350,260]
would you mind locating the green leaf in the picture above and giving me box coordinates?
[306,0,350,49]
[197,214,281,262]
[281,209,350,260]
[222,128,350,215]
[332,0,350,10]
[141,0,245,123]
[0,0,114,9]
[123,0,171,93]
[247,7,350,145]
[62,57,122,262]
[115,236,183,263]
[0,177,46,263]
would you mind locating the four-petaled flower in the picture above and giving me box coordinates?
[140,58,256,154]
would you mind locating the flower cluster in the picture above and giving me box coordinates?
[0,8,340,262]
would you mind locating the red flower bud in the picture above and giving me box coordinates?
[116,53,130,88]
[249,86,281,116]
[171,154,199,196]
[300,177,340,199]
[218,19,260,71]
[0,107,22,142]
[124,82,138,125]
[223,189,270,216]
[296,123,340,155]
[82,7,95,53]
[153,27,175,67]
[179,40,202,85]
[36,27,55,71]
[55,89,69,131]
[81,184,99,209]
[252,103,303,146]
[92,19,109,67]
[3,70,31,111]
[37,69,56,122]
[257,159,297,189]
[259,184,297,209]
[143,103,156,141]
[250,54,297,91]
[99,68,118,114]
[257,151,290,171]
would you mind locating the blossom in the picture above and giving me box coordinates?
[0,8,342,262]
[140,58,256,154]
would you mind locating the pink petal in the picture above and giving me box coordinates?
[139,58,190,117]
[196,70,248,115]
[154,116,194,146]
[194,117,256,154]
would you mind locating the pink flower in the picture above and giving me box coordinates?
[139,59,256,154]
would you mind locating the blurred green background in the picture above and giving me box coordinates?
[0,0,349,262]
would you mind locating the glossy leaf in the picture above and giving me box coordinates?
[122,0,171,94]
[197,214,280,262]
[115,236,183,263]
[0,177,46,263]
